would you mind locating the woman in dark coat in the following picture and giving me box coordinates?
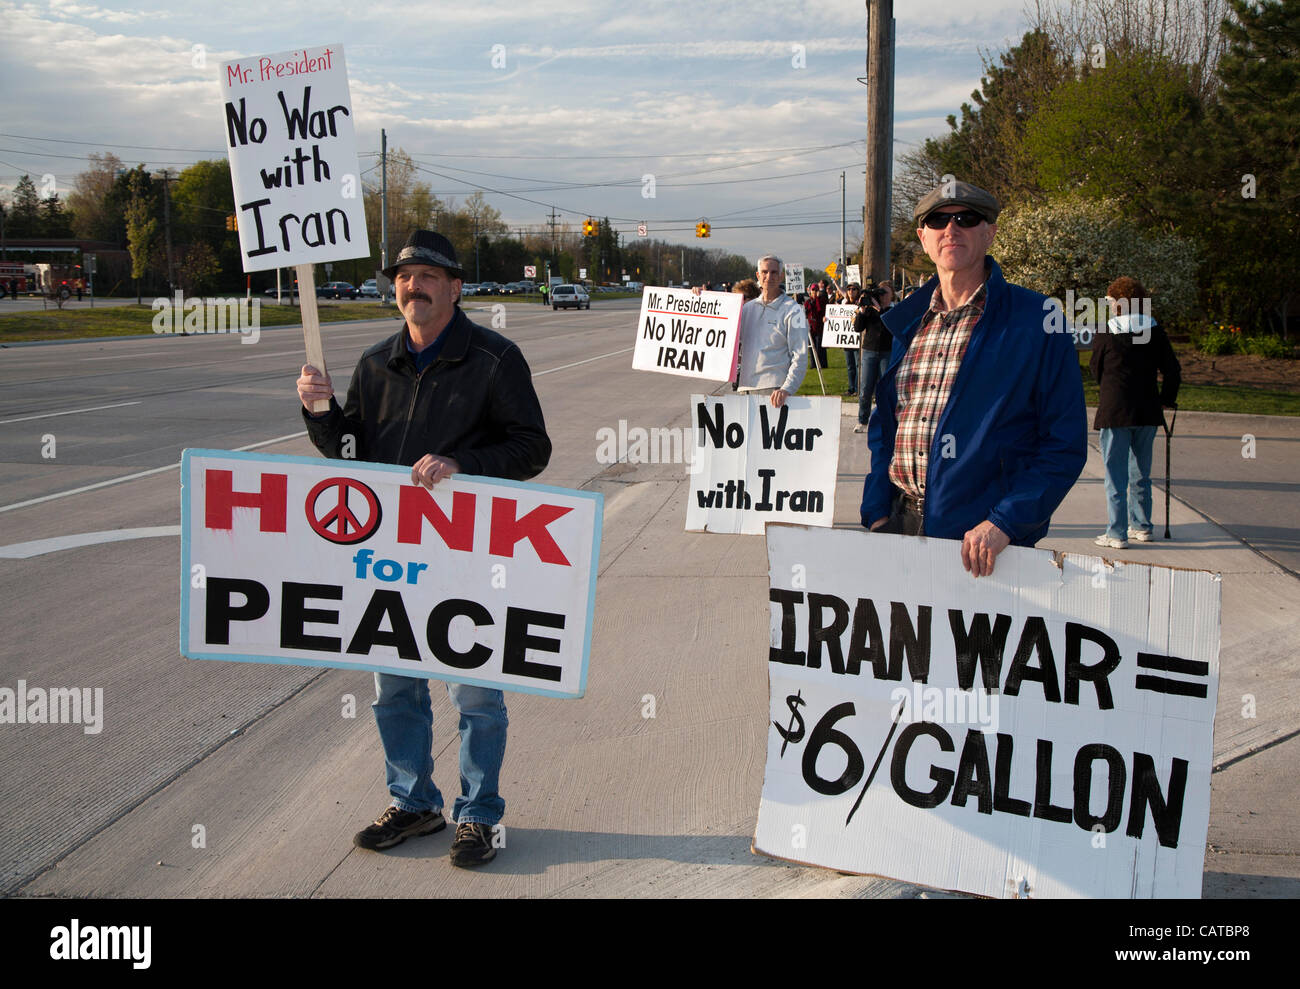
[1091,276,1181,548]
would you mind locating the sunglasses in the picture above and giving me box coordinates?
[920,210,986,230]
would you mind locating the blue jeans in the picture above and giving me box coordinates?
[857,350,890,425]
[844,349,859,393]
[1099,426,1157,539]
[372,673,508,825]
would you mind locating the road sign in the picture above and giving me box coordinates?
[524,265,537,278]
[637,222,647,237]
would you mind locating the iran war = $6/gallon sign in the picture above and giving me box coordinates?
[180,450,601,699]
[754,525,1219,898]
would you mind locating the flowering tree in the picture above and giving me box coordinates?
[995,197,1199,321]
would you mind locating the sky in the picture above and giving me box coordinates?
[0,0,1034,269]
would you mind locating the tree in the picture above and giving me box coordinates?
[67,152,124,242]
[124,168,157,304]
[39,195,74,238]
[1029,0,1232,99]
[6,175,42,237]
[1021,52,1207,228]
[177,242,221,295]
[1200,0,1300,333]
[995,196,1199,323]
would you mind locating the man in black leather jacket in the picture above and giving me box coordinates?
[295,230,550,867]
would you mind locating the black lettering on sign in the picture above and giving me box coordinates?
[1126,753,1188,848]
[846,598,886,678]
[801,702,864,796]
[1073,742,1126,833]
[696,401,743,449]
[1065,622,1120,708]
[347,589,419,660]
[890,721,954,809]
[888,602,932,682]
[951,729,994,814]
[806,592,848,674]
[1004,615,1061,702]
[992,733,1031,817]
[280,582,342,652]
[769,588,806,666]
[207,577,270,644]
[502,607,564,682]
[1033,739,1073,823]
[427,598,494,670]
[949,610,1013,690]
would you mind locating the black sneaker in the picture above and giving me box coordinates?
[354,806,445,851]
[449,822,497,868]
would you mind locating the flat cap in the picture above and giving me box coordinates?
[913,180,1001,224]
[382,229,464,280]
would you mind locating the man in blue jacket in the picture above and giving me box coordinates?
[860,181,1086,577]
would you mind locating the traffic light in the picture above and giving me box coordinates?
[695,219,711,238]
[583,218,598,236]
[226,214,238,231]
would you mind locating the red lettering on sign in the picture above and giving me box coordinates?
[489,498,572,566]
[205,470,287,532]
[396,486,476,551]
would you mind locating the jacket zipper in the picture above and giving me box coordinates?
[396,369,433,464]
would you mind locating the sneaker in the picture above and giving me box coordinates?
[1094,534,1128,549]
[1128,529,1154,542]
[449,821,497,868]
[853,423,868,433]
[354,806,445,851]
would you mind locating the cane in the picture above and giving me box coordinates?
[1162,406,1177,539]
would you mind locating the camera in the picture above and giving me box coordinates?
[866,285,890,302]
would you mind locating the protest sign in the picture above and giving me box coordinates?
[846,264,861,285]
[785,266,805,296]
[219,44,369,272]
[687,395,840,534]
[632,286,742,381]
[754,525,1220,898]
[823,304,858,348]
[181,450,601,699]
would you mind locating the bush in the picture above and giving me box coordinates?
[1190,324,1238,355]
[1240,334,1294,359]
[996,196,1200,320]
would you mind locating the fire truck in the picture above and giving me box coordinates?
[0,261,36,298]
[30,263,86,300]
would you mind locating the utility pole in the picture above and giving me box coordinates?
[548,206,558,261]
[863,0,895,286]
[158,168,175,291]
[840,170,846,279]
[380,129,389,301]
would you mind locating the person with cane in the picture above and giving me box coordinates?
[1090,276,1181,548]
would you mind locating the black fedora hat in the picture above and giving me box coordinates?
[382,230,464,280]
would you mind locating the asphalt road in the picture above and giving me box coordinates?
[1,298,1296,898]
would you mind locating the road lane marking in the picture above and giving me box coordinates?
[0,430,308,514]
[534,348,633,376]
[0,526,180,559]
[0,401,142,425]
[82,351,172,361]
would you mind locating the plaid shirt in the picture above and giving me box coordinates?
[888,282,987,500]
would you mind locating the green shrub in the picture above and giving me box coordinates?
[1191,325,1238,355]
[1240,334,1294,359]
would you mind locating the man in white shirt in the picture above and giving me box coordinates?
[736,255,809,407]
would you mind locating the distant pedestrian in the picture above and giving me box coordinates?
[804,281,828,369]
[853,281,894,433]
[1091,276,1181,549]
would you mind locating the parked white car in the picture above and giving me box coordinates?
[551,284,590,310]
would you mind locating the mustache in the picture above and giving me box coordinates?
[404,291,432,304]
